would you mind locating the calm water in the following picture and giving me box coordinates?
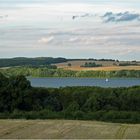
[28,78,140,88]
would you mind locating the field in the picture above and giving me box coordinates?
[0,120,140,139]
[55,60,140,71]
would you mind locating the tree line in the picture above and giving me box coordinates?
[0,57,67,67]
[0,67,140,78]
[0,73,140,123]
[81,62,102,67]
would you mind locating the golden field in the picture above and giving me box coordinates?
[55,60,140,71]
[0,119,140,139]
[59,66,140,71]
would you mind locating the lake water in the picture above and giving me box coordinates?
[28,77,140,88]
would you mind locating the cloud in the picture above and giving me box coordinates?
[0,15,8,20]
[102,11,140,22]
[69,37,78,42]
[38,36,54,44]
[72,13,94,20]
[68,36,108,46]
[72,11,140,23]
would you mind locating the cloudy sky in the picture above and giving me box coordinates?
[0,0,140,60]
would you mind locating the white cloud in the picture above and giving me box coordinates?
[38,36,54,44]
[69,37,78,42]
[102,11,140,23]
[0,1,140,60]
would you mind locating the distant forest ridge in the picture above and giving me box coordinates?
[0,57,67,67]
[0,57,138,68]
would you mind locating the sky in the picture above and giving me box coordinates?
[0,0,140,60]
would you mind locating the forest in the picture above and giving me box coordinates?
[0,66,140,78]
[0,57,67,67]
[0,72,140,123]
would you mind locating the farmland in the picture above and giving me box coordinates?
[58,65,140,71]
[55,60,140,71]
[0,119,140,139]
[0,58,140,72]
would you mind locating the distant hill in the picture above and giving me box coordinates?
[0,57,139,68]
[0,57,67,67]
[0,57,117,67]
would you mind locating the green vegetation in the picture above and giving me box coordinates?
[68,63,72,67]
[69,58,118,62]
[0,73,140,123]
[0,57,117,68]
[81,62,102,67]
[28,65,57,69]
[0,66,140,78]
[0,57,67,67]
[0,57,139,69]
[119,63,139,66]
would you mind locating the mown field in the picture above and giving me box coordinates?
[55,60,140,71]
[59,65,140,71]
[0,120,140,139]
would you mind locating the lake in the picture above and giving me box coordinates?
[28,77,140,88]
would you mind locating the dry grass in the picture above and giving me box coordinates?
[0,119,140,139]
[59,66,140,71]
[56,60,118,67]
[55,60,140,71]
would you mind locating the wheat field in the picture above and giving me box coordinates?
[55,61,140,71]
[60,66,140,71]
[0,119,140,139]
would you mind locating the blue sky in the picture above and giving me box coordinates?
[0,0,140,60]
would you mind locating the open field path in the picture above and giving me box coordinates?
[115,124,128,139]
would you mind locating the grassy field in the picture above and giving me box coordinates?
[55,60,140,71]
[0,120,140,139]
[60,65,140,71]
